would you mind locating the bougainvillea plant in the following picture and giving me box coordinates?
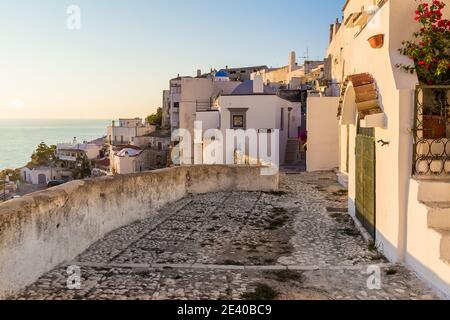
[398,0,450,85]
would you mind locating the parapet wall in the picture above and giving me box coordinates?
[0,165,278,298]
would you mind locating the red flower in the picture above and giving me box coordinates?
[418,60,426,66]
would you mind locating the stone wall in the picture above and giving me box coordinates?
[0,165,278,298]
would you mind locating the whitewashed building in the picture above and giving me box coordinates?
[319,0,450,296]
[107,118,155,146]
[19,166,72,185]
[110,145,148,175]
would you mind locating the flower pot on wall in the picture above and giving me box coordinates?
[423,115,446,139]
[368,34,384,49]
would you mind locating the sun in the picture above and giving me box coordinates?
[7,99,25,109]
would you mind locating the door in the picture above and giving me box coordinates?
[355,125,376,238]
[38,174,47,185]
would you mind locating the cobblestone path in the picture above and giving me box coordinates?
[11,171,440,300]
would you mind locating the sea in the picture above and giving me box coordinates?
[0,119,111,171]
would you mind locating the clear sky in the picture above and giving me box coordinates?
[0,0,344,120]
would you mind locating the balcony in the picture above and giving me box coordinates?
[57,155,77,162]
[196,99,217,112]
[412,85,450,176]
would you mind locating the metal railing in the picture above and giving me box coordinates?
[412,85,450,176]
[196,99,217,112]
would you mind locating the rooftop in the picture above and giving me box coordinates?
[112,145,142,152]
[229,80,278,95]
[144,130,171,138]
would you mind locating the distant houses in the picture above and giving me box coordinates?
[56,139,104,169]
[163,52,324,167]
[18,137,106,186]
[106,118,171,174]
[102,51,329,173]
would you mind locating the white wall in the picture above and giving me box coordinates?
[21,168,58,185]
[327,1,423,263]
[197,111,220,130]
[179,78,241,165]
[219,94,291,165]
[406,179,450,296]
[307,97,340,172]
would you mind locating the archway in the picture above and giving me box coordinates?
[38,174,47,185]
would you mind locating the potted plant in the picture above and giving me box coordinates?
[368,34,384,49]
[397,0,450,139]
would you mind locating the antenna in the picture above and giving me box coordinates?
[299,48,310,64]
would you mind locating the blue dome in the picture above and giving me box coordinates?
[215,70,229,77]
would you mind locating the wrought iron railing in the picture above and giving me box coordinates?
[412,85,450,176]
[196,99,215,112]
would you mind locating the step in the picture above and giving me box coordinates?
[417,179,450,202]
[424,202,450,230]
[439,230,450,264]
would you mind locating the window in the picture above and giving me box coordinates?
[173,102,180,109]
[229,108,248,130]
[121,136,124,143]
[232,115,245,129]
[158,142,162,151]
[171,86,181,94]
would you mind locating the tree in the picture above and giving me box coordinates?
[146,108,163,128]
[72,154,91,180]
[27,142,57,168]
[0,169,20,182]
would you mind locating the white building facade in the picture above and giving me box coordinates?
[324,0,450,296]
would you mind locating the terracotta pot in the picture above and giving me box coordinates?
[368,34,384,49]
[423,115,446,139]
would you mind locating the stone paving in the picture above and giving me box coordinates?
[11,171,440,300]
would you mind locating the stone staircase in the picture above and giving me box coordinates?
[284,139,300,165]
[407,178,450,295]
[419,181,450,264]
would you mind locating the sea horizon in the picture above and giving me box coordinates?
[0,118,111,171]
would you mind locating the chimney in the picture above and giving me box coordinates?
[253,75,264,94]
[288,51,296,73]
[329,24,334,44]
[197,69,201,77]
